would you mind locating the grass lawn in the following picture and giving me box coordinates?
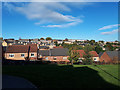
[3,64,120,88]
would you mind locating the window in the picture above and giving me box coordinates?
[45,57,48,60]
[21,54,25,57]
[53,57,57,60]
[63,57,67,60]
[31,53,35,57]
[94,58,97,61]
[9,54,14,57]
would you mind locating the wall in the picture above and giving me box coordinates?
[99,52,113,63]
[29,52,37,60]
[42,56,70,62]
[5,53,28,60]
[2,41,7,46]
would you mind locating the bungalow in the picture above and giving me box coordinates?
[39,48,70,63]
[99,51,120,64]
[4,44,38,60]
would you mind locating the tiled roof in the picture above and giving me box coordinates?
[73,50,98,57]
[89,51,99,57]
[106,51,120,60]
[74,50,86,58]
[39,48,69,56]
[6,44,37,53]
[54,46,63,48]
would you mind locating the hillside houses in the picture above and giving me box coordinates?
[4,44,38,60]
[1,38,120,64]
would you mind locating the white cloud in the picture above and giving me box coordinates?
[42,19,83,27]
[3,2,84,27]
[98,24,120,30]
[101,29,118,35]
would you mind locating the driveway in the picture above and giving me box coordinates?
[2,75,37,89]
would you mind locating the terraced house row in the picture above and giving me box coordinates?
[2,44,120,64]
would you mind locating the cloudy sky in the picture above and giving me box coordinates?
[2,2,118,41]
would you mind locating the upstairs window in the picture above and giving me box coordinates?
[31,53,35,57]
[53,57,57,60]
[9,54,14,57]
[63,57,67,60]
[21,54,25,57]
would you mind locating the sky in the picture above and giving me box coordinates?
[2,2,118,41]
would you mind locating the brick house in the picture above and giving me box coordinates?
[39,48,70,63]
[74,50,99,62]
[4,44,38,60]
[99,51,120,63]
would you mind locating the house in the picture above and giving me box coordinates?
[89,51,99,62]
[57,40,63,44]
[74,50,99,62]
[2,40,15,46]
[4,44,38,60]
[39,48,70,63]
[64,41,73,44]
[99,51,120,64]
[39,46,49,50]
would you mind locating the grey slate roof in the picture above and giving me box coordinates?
[39,48,69,56]
[99,52,104,57]
[106,51,120,60]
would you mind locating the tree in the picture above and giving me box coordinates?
[0,37,3,41]
[64,38,68,41]
[68,46,80,65]
[95,45,103,54]
[40,37,44,40]
[83,49,93,65]
[84,45,95,52]
[46,37,52,40]
[104,43,115,51]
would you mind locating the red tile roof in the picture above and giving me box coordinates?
[73,50,98,57]
[6,44,37,53]
[73,50,86,58]
[54,46,63,48]
[89,51,99,57]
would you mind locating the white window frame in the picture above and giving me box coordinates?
[94,58,97,61]
[53,57,57,60]
[9,54,14,57]
[21,54,25,57]
[63,57,67,60]
[31,53,35,57]
[45,57,48,60]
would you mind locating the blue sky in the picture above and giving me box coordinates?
[2,2,118,41]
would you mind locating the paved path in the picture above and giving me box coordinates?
[2,75,37,89]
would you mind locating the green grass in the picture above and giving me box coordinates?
[3,64,120,88]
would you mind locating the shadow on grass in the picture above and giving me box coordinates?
[94,65,120,82]
[2,64,120,89]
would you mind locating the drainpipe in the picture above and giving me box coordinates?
[28,45,30,60]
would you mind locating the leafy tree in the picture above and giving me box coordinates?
[46,37,52,40]
[64,38,68,41]
[104,43,115,51]
[68,46,80,65]
[54,41,60,46]
[40,37,45,40]
[0,37,3,41]
[84,45,95,52]
[95,45,103,54]
[83,49,93,65]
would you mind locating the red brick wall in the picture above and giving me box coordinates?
[99,52,113,63]
[43,56,70,62]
